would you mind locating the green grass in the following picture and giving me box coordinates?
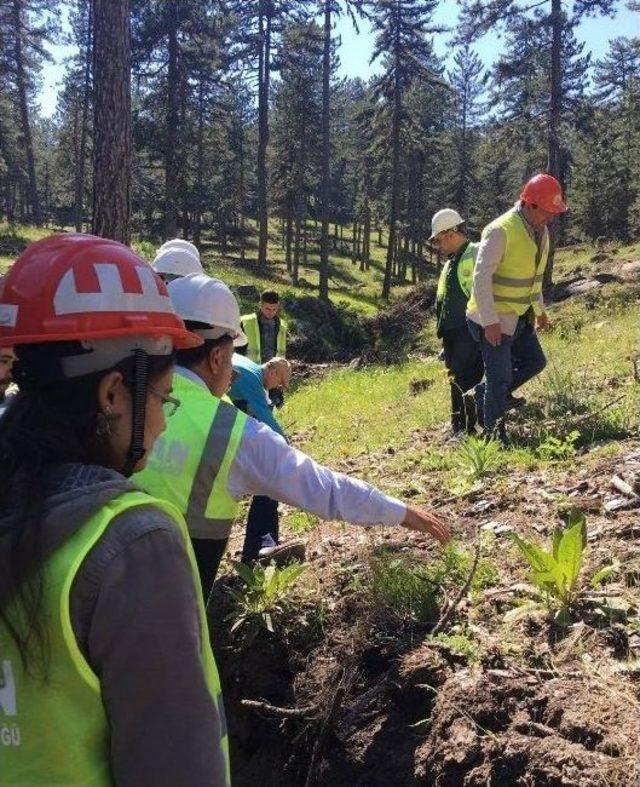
[282,359,450,464]
[0,219,425,316]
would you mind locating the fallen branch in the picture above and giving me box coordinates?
[241,699,318,718]
[431,534,481,637]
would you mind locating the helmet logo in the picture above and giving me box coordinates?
[0,305,18,327]
[553,194,563,206]
[54,264,171,316]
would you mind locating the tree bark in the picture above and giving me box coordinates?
[164,2,179,239]
[193,77,205,247]
[544,0,563,297]
[383,37,402,300]
[318,0,331,301]
[92,0,131,242]
[257,4,271,267]
[74,0,92,232]
[12,0,41,224]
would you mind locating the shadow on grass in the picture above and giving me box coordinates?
[0,228,31,257]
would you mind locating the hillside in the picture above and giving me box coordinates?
[2,225,640,785]
[212,241,640,787]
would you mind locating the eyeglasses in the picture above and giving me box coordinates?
[149,385,181,417]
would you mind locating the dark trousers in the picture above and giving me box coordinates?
[242,496,279,562]
[467,316,547,433]
[442,327,485,433]
[192,537,228,602]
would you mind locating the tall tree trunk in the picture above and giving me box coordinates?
[285,209,293,273]
[238,121,246,263]
[193,78,205,247]
[92,0,131,242]
[12,0,41,224]
[383,46,402,300]
[164,3,179,239]
[544,0,563,297]
[257,6,271,268]
[362,197,371,271]
[74,0,92,232]
[318,0,331,301]
[293,111,307,285]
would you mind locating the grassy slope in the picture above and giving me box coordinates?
[220,243,640,786]
[0,219,419,316]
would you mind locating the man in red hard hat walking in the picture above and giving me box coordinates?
[466,173,568,441]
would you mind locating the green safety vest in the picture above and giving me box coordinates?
[0,490,230,786]
[241,313,288,364]
[436,242,478,302]
[467,208,548,317]
[136,373,247,540]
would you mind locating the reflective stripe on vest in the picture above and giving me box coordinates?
[241,313,288,363]
[436,242,477,302]
[0,491,230,786]
[136,374,247,540]
[467,208,548,317]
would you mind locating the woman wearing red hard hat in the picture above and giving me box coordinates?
[466,173,568,442]
[0,234,230,786]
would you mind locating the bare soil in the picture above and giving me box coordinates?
[212,424,640,787]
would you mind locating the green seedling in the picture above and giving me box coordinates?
[509,510,587,622]
[455,435,501,482]
[227,561,307,642]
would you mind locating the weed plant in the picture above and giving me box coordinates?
[227,561,307,643]
[455,436,502,482]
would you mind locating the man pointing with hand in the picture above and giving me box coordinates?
[466,173,567,440]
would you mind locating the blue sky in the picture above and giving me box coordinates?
[39,3,639,117]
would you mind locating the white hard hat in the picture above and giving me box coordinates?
[429,208,465,240]
[168,274,247,347]
[152,247,204,278]
[158,238,201,262]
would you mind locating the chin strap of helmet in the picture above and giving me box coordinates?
[122,349,149,477]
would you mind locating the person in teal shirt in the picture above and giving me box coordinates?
[229,353,295,562]
[229,353,289,437]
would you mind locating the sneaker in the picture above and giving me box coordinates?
[257,541,306,566]
[506,394,526,410]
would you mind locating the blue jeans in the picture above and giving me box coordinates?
[467,316,547,434]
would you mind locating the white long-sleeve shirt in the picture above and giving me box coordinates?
[175,367,407,528]
[467,203,548,336]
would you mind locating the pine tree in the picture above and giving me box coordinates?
[447,44,485,221]
[271,21,322,283]
[316,0,364,301]
[1,0,59,224]
[459,0,620,288]
[366,0,445,299]
[228,1,310,268]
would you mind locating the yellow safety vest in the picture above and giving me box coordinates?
[241,313,288,364]
[136,373,247,540]
[0,491,230,786]
[467,208,548,317]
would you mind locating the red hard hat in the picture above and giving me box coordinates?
[520,173,567,214]
[0,234,201,349]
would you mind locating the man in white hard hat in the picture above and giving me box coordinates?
[430,209,483,435]
[158,238,200,261]
[152,243,204,283]
[135,274,451,598]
